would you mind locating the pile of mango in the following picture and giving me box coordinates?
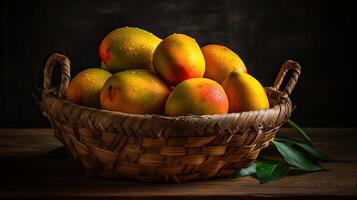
[66,27,269,116]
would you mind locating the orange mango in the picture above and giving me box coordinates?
[222,71,269,113]
[202,44,247,83]
[153,33,205,85]
[165,78,228,116]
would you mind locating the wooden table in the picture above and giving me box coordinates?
[0,128,356,199]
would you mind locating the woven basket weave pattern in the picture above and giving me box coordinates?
[40,53,301,182]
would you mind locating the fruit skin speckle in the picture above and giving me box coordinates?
[165,78,229,116]
[100,69,171,114]
[66,68,112,108]
[98,27,162,73]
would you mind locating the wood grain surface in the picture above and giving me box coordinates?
[0,128,356,199]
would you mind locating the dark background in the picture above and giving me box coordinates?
[0,0,356,127]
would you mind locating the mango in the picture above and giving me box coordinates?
[221,71,269,112]
[165,78,228,116]
[99,27,162,73]
[100,69,170,114]
[202,44,247,83]
[153,33,205,85]
[66,68,111,108]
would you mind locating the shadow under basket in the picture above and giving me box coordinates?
[39,53,301,182]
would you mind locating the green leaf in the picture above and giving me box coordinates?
[287,120,311,143]
[275,137,337,162]
[256,160,290,183]
[272,140,324,171]
[231,163,256,178]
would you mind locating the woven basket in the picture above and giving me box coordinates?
[39,53,301,182]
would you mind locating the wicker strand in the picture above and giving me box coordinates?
[273,60,301,96]
[43,53,71,98]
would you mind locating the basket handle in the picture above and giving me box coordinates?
[43,53,71,98]
[273,60,301,96]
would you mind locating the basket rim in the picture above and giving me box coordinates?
[41,87,292,137]
[42,87,290,121]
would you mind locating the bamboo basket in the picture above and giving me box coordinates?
[39,53,301,182]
